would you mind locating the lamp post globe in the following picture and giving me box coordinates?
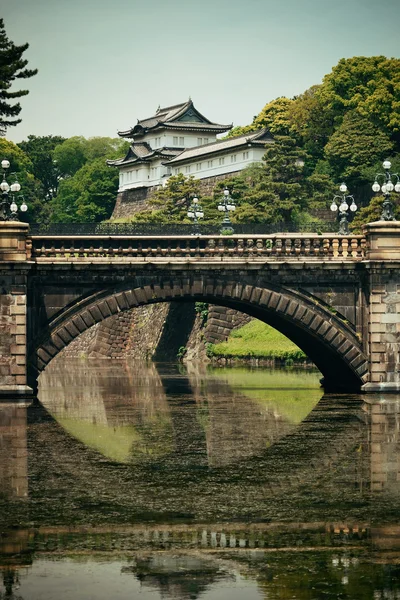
[218,187,236,234]
[371,159,400,221]
[330,183,357,235]
[1,159,28,221]
[187,195,204,235]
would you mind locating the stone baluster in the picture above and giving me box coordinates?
[351,237,359,258]
[284,238,292,255]
[341,237,349,258]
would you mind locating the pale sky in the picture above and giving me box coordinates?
[3,0,400,143]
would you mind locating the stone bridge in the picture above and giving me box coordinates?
[0,221,399,397]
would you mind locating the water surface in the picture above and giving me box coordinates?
[1,359,399,599]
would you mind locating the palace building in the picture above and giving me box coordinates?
[107,99,273,193]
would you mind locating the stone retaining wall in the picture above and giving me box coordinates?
[52,303,249,362]
[111,172,239,220]
[205,306,252,344]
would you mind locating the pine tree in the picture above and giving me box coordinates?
[0,18,37,135]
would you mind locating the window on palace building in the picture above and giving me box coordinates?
[136,170,139,179]
[173,136,178,145]
[196,163,202,171]
[174,168,179,175]
[179,136,184,145]
[197,138,202,145]
[231,155,237,163]
[219,157,225,166]
[207,160,213,168]
[243,151,249,159]
[185,165,191,173]
[204,138,209,144]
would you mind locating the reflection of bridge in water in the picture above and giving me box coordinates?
[1,521,400,600]
[1,369,400,599]
[0,367,399,520]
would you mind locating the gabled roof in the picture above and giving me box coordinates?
[107,143,182,168]
[164,129,274,165]
[118,100,232,138]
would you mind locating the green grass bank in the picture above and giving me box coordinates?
[207,320,308,363]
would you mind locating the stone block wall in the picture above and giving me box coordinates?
[0,224,31,396]
[51,302,250,362]
[363,223,400,392]
[55,303,170,362]
[205,306,252,344]
[112,187,157,220]
[0,273,29,393]
[366,267,400,389]
[111,172,239,220]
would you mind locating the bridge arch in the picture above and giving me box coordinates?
[29,275,369,392]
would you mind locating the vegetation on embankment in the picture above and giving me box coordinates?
[207,320,307,362]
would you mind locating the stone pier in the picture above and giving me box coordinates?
[0,222,32,398]
[362,222,400,392]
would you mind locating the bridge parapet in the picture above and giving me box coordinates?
[30,233,366,262]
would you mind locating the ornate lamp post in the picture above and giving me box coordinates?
[371,159,400,221]
[330,182,357,235]
[217,187,236,234]
[1,159,28,221]
[187,196,204,235]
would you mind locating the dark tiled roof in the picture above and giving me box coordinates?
[118,100,232,137]
[107,145,182,167]
[164,129,273,165]
[162,122,231,131]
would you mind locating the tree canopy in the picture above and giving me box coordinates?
[5,54,399,230]
[0,18,37,135]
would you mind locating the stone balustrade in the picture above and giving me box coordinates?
[30,233,366,261]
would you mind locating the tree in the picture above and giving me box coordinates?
[227,97,293,138]
[324,110,394,183]
[50,158,119,222]
[0,137,45,223]
[53,136,87,177]
[18,135,66,199]
[53,136,129,178]
[0,18,37,135]
[131,174,202,223]
[317,56,400,140]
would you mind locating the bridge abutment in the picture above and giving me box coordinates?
[362,222,400,392]
[0,223,33,399]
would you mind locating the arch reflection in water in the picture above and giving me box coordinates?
[1,362,400,599]
[38,359,321,468]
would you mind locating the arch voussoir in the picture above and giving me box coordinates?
[30,275,368,391]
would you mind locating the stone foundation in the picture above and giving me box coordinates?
[205,306,252,343]
[362,222,400,392]
[111,172,240,220]
[0,222,32,397]
[51,302,249,363]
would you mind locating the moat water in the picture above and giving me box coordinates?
[1,359,400,599]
